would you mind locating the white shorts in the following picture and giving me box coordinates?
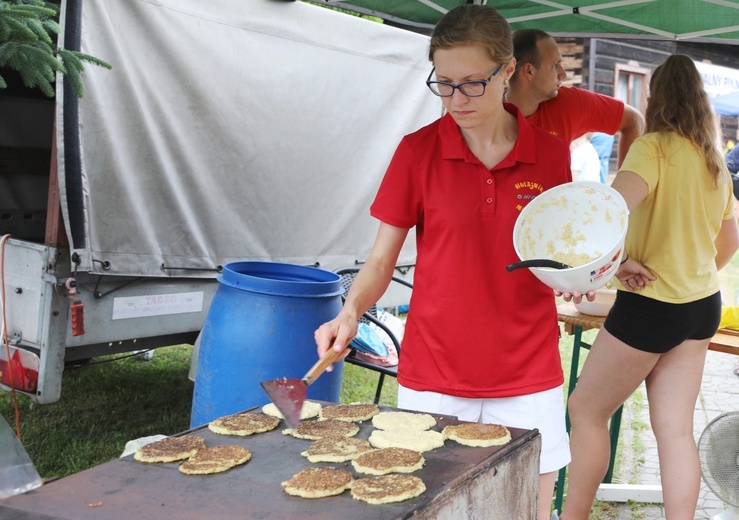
[398,384,570,474]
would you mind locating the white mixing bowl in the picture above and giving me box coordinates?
[512,181,628,294]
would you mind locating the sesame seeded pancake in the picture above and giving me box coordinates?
[208,412,280,436]
[283,418,359,440]
[368,429,444,452]
[133,435,206,463]
[351,474,426,504]
[442,423,512,447]
[179,445,251,475]
[371,411,436,431]
[319,403,380,422]
[300,437,373,463]
[281,467,353,498]
[351,447,425,475]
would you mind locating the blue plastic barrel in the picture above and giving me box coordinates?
[190,261,344,427]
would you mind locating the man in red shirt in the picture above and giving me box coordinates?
[505,29,644,169]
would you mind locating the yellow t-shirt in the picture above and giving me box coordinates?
[618,132,734,303]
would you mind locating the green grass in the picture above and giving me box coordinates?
[1,345,195,479]
[341,362,397,407]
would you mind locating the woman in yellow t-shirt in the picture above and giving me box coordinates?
[560,55,739,520]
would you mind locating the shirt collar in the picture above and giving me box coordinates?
[438,103,538,168]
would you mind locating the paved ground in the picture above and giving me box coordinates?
[603,349,739,519]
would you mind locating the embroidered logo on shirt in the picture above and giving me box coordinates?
[514,181,544,211]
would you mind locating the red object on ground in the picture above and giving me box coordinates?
[0,350,38,393]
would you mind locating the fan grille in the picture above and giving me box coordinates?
[698,412,739,507]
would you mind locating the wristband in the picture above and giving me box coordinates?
[620,254,629,265]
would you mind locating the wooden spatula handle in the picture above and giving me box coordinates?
[302,345,343,387]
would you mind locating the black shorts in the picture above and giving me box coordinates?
[603,290,722,354]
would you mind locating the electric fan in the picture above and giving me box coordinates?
[698,411,739,519]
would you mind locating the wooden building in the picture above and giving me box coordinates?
[555,37,739,175]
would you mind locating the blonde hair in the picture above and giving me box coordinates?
[646,55,725,185]
[428,5,513,66]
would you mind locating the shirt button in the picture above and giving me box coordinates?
[487,179,493,184]
[486,198,493,204]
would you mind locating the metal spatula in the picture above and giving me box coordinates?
[0,414,42,499]
[260,345,343,428]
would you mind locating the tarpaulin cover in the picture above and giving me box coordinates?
[56,0,441,277]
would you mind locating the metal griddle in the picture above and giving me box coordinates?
[0,404,541,519]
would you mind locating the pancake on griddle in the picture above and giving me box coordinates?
[319,403,379,422]
[371,411,436,431]
[351,474,426,504]
[283,418,359,440]
[351,447,425,475]
[281,467,353,498]
[368,428,444,453]
[442,423,512,447]
[179,445,251,475]
[263,400,322,420]
[133,435,206,463]
[208,412,280,436]
[300,437,373,463]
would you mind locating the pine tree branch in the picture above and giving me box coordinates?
[0,3,58,40]
[0,11,41,43]
[0,0,112,98]
[57,47,112,98]
[0,40,63,96]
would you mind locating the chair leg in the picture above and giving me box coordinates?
[554,466,567,513]
[372,373,386,404]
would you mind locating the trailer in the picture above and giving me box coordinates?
[0,0,438,403]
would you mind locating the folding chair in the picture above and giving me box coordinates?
[332,266,412,404]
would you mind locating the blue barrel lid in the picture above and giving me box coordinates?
[217,261,343,298]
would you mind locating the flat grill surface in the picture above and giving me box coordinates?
[0,405,538,520]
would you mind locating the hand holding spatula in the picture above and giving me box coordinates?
[260,343,344,428]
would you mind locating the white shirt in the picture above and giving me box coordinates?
[570,141,601,183]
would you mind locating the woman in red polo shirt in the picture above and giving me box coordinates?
[315,5,572,517]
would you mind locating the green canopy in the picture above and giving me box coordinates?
[322,0,739,44]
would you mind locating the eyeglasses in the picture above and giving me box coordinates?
[426,64,504,97]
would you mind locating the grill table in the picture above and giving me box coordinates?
[0,406,540,519]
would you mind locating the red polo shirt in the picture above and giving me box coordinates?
[527,86,624,143]
[371,104,572,398]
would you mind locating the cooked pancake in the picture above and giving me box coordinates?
[300,437,373,463]
[133,435,206,463]
[179,445,251,475]
[442,423,512,447]
[368,429,444,453]
[283,418,359,440]
[351,474,426,504]
[351,447,425,475]
[208,412,280,436]
[262,400,322,420]
[319,403,380,422]
[281,467,353,498]
[371,411,436,431]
